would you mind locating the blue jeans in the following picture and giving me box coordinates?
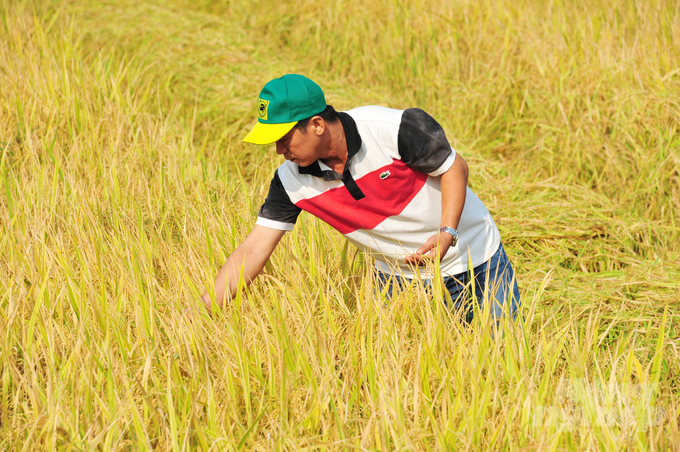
[376,243,521,323]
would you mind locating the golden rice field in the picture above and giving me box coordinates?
[1,0,679,449]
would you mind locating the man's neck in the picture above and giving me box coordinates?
[319,120,347,174]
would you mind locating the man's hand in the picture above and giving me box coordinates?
[404,232,454,265]
[182,298,212,323]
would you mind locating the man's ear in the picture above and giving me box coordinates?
[309,116,325,136]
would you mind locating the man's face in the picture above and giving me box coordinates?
[275,122,322,167]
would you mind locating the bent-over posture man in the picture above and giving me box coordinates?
[200,74,520,322]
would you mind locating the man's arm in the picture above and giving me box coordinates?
[200,225,286,311]
[404,153,468,264]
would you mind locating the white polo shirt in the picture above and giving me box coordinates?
[256,106,501,278]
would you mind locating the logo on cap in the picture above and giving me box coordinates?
[258,99,269,120]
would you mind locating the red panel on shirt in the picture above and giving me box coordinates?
[295,160,428,234]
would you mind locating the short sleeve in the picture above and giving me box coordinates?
[256,170,302,231]
[397,108,456,176]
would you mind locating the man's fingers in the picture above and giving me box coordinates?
[407,231,455,265]
[416,235,438,254]
[416,243,433,254]
[404,253,417,263]
[404,253,421,264]
[406,233,452,265]
[404,252,432,265]
[182,307,194,323]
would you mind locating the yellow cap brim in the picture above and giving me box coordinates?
[242,121,297,145]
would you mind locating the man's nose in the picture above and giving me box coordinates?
[275,141,286,155]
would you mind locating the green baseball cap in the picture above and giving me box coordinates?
[243,74,327,145]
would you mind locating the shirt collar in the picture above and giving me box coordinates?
[298,112,362,178]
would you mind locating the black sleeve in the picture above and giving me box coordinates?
[397,108,453,174]
[258,170,302,225]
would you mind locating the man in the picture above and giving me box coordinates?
[200,74,520,322]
